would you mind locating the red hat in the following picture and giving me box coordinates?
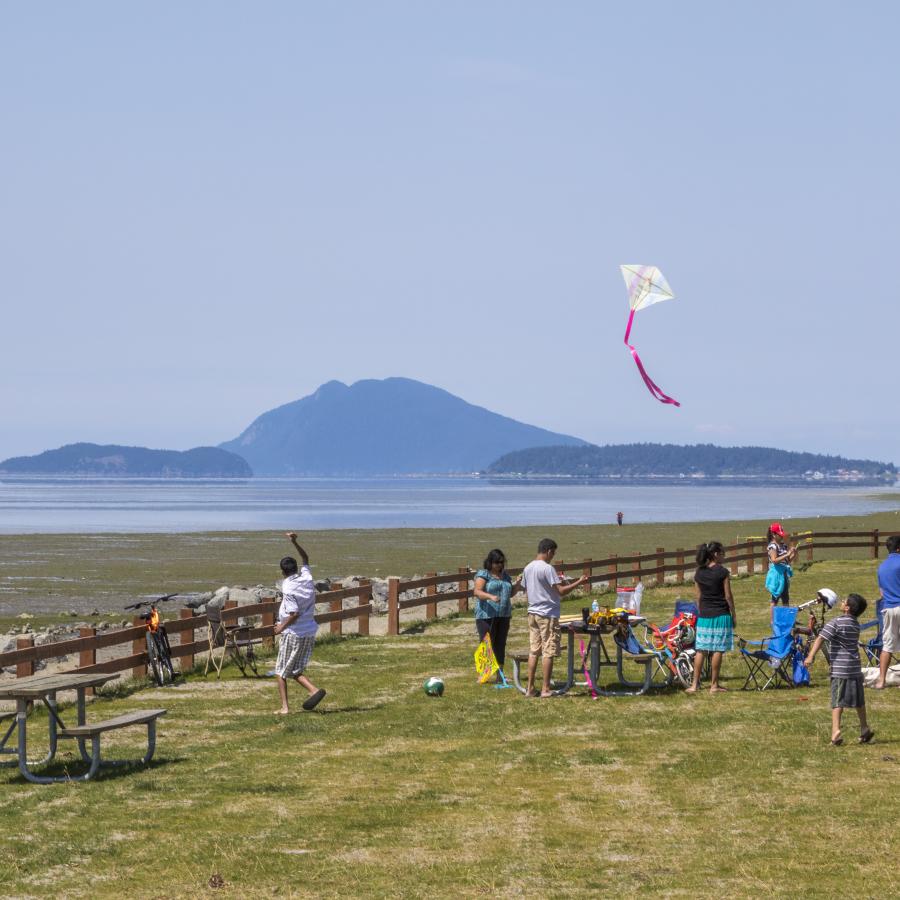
[769,522,786,537]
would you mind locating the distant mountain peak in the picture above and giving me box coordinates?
[219,377,589,475]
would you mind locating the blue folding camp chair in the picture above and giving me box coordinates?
[738,605,800,691]
[860,599,900,667]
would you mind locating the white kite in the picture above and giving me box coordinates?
[620,264,680,407]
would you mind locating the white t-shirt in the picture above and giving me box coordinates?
[279,566,318,637]
[522,559,562,618]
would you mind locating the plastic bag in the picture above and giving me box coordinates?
[792,648,810,686]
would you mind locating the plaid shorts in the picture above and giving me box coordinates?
[275,632,315,677]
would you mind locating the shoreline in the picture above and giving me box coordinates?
[2,507,899,626]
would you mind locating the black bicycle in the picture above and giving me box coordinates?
[125,593,180,686]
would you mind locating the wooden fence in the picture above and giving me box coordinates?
[2,528,898,678]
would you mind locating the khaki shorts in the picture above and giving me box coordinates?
[528,614,561,657]
[883,606,900,653]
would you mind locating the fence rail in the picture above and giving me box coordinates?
[3,529,898,677]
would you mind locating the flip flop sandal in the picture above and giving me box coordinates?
[859,729,875,744]
[302,689,326,711]
[831,736,843,746]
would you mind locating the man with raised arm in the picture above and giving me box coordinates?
[521,538,589,698]
[273,532,326,713]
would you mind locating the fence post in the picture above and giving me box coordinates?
[426,572,437,620]
[132,615,146,680]
[79,626,96,693]
[656,547,665,586]
[583,558,593,593]
[457,568,469,613]
[609,553,618,593]
[261,599,276,649]
[179,608,196,672]
[676,549,685,584]
[873,529,880,560]
[746,540,754,575]
[387,578,400,636]
[358,580,371,637]
[806,534,814,564]
[329,591,342,636]
[16,635,34,678]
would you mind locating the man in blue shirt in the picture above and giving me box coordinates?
[875,534,900,689]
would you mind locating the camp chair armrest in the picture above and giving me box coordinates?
[737,637,769,649]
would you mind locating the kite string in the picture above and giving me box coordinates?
[623,309,681,407]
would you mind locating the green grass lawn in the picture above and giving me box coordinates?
[2,556,898,898]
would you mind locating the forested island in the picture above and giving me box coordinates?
[0,443,252,478]
[485,444,897,486]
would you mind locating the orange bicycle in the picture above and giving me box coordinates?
[125,593,180,686]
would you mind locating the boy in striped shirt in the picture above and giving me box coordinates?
[805,593,874,746]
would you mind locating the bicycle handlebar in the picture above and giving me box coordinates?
[123,593,180,611]
[796,597,827,612]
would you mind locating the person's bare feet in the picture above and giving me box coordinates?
[539,691,554,698]
[831,731,843,745]
[709,685,728,693]
[684,687,698,694]
[873,681,886,690]
[524,690,537,697]
[274,708,289,716]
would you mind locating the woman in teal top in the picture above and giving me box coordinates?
[473,548,522,671]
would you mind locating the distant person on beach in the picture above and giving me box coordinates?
[473,549,522,676]
[686,541,735,694]
[874,535,900,689]
[766,522,797,607]
[616,511,624,526]
[805,593,874,745]
[273,533,326,714]
[521,538,589,697]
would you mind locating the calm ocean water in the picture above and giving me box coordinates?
[0,476,898,533]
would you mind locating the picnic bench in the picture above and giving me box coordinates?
[0,672,167,784]
[58,708,167,781]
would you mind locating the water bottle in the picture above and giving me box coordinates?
[633,582,644,614]
[591,597,600,614]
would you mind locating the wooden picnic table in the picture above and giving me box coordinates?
[0,672,165,783]
[509,616,654,697]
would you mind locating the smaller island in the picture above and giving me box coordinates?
[0,443,253,478]
[484,443,897,486]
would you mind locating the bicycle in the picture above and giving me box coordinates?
[125,593,180,686]
[793,589,837,666]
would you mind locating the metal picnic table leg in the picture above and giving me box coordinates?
[548,630,575,695]
[614,644,653,696]
[16,697,59,783]
[1,720,18,767]
[76,687,92,765]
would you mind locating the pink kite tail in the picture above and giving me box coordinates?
[580,639,599,700]
[624,309,681,407]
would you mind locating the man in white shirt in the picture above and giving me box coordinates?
[273,533,326,714]
[521,538,589,697]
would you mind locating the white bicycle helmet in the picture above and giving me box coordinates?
[816,588,839,609]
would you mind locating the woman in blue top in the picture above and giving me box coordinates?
[473,548,522,672]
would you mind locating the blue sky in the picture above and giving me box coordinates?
[2,2,898,462]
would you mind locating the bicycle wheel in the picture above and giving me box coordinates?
[675,653,694,688]
[158,628,176,682]
[146,635,165,687]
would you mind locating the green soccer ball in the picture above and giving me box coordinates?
[423,676,445,697]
